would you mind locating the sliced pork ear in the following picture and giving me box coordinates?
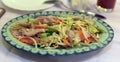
[36,16,55,24]
[66,30,75,42]
[36,16,62,25]
[46,16,56,22]
[11,30,23,39]
[36,16,46,21]
[23,29,45,36]
[19,23,31,28]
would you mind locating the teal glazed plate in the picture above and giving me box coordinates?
[1,11,114,56]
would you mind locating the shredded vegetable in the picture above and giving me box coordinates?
[10,16,103,49]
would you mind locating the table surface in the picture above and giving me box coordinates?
[0,0,120,62]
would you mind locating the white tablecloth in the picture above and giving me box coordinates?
[0,0,120,62]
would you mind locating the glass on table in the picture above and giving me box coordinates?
[69,0,90,11]
[96,0,116,12]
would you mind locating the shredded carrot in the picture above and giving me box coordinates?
[77,26,85,41]
[62,39,71,46]
[19,37,34,45]
[87,37,94,44]
[34,25,47,29]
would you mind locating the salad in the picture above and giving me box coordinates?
[10,16,103,49]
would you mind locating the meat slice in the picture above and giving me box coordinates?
[23,29,45,36]
[66,30,75,42]
[36,16,55,24]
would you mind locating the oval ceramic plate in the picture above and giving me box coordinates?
[1,11,114,56]
[2,0,54,11]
